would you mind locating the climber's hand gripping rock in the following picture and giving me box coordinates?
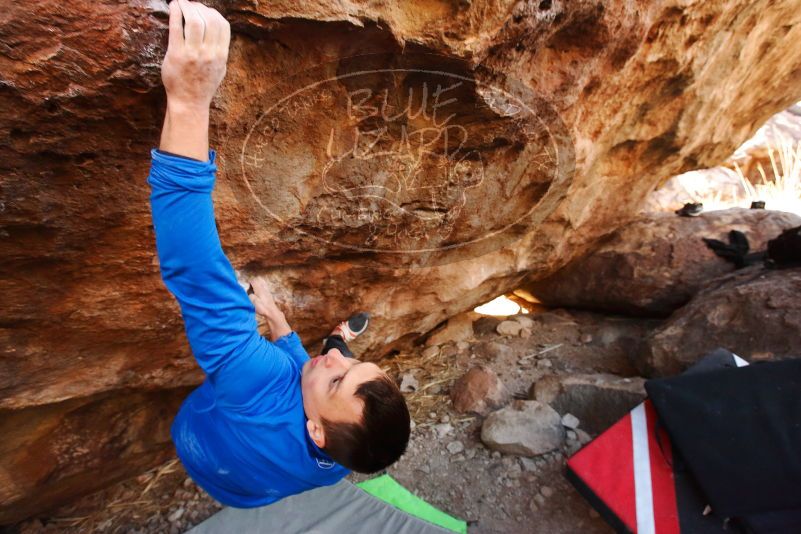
[159,0,230,161]
[162,0,229,111]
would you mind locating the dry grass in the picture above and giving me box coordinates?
[733,131,801,215]
[25,459,194,533]
[680,130,801,215]
[383,344,469,423]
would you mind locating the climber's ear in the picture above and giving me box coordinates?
[307,418,326,449]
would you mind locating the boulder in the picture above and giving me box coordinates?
[643,266,801,377]
[434,423,453,439]
[524,209,801,317]
[399,372,419,393]
[446,441,465,455]
[4,0,801,521]
[526,309,579,327]
[471,341,515,361]
[561,413,580,430]
[530,373,646,434]
[496,320,523,337]
[480,400,565,457]
[512,315,536,330]
[472,316,502,336]
[0,387,191,524]
[425,312,476,347]
[450,366,510,415]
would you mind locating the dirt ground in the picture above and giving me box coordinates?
[10,307,660,534]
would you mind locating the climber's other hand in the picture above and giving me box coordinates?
[248,277,282,318]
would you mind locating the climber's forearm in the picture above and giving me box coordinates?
[146,1,295,384]
[159,103,210,162]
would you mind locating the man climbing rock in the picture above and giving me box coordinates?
[148,0,409,508]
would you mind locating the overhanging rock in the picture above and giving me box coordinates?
[2,0,801,522]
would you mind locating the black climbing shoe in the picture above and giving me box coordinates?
[676,202,703,217]
[331,312,370,343]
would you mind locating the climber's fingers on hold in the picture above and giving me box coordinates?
[216,9,231,55]
[251,277,276,303]
[167,1,184,50]
[177,0,205,49]
[196,4,220,48]
[198,5,230,54]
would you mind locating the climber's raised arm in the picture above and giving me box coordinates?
[148,1,268,381]
[148,1,305,407]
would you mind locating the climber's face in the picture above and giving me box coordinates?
[300,348,384,447]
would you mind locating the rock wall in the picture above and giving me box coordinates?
[523,209,801,316]
[643,266,801,376]
[2,0,801,523]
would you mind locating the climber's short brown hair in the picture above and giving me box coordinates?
[321,374,410,473]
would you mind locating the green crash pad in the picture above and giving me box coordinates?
[357,474,467,534]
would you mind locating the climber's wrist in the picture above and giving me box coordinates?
[166,99,211,119]
[264,310,292,342]
[159,103,210,162]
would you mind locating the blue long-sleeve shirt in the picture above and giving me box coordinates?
[148,149,348,508]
